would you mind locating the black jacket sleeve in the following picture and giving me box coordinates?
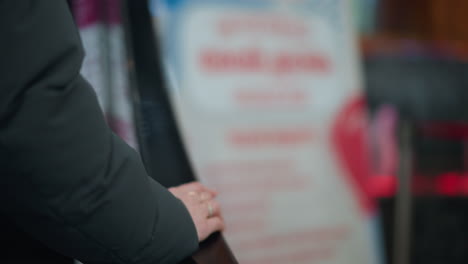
[0,1,198,263]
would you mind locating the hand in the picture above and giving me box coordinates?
[169,182,225,242]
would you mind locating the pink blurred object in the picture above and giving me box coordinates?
[369,105,399,198]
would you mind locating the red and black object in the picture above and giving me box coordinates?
[364,53,468,264]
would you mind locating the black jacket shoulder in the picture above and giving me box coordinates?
[0,1,198,263]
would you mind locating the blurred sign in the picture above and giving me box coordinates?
[73,0,138,149]
[177,8,335,112]
[152,1,383,263]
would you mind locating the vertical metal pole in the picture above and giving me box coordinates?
[393,120,413,264]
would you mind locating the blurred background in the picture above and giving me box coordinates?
[69,0,468,263]
[358,1,468,264]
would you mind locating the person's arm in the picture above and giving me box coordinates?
[0,1,199,263]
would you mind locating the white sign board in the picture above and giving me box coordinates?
[152,1,383,263]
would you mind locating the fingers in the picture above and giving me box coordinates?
[200,191,213,202]
[171,182,225,241]
[187,191,214,203]
[179,182,218,197]
[185,182,205,192]
[196,215,225,242]
[206,217,225,233]
[205,200,221,218]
